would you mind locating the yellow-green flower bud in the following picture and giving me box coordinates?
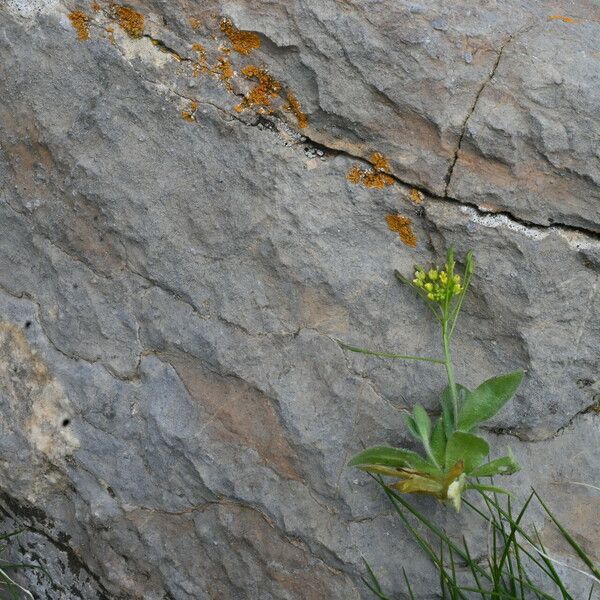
[428,269,438,280]
[427,293,435,300]
[424,283,433,292]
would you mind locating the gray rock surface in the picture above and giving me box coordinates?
[0,0,599,598]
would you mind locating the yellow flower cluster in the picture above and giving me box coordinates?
[413,266,462,302]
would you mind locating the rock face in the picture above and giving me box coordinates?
[0,1,599,598]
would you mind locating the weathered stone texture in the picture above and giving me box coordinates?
[0,0,599,597]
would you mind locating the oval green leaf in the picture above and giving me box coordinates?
[348,446,440,475]
[457,371,524,432]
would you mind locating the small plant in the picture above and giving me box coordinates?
[342,249,523,510]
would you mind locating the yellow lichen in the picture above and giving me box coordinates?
[409,188,424,204]
[386,214,417,247]
[347,152,395,189]
[220,18,261,55]
[548,15,576,23]
[235,65,282,113]
[284,90,308,129]
[111,4,144,38]
[68,10,90,41]
[182,100,199,122]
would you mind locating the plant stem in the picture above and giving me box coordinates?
[442,321,459,427]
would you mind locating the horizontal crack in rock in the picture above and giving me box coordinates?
[482,401,599,443]
[104,15,599,239]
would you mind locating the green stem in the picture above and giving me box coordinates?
[336,341,446,364]
[442,321,459,427]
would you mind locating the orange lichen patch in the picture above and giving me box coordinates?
[111,4,144,38]
[548,15,576,23]
[214,56,234,90]
[91,2,101,11]
[409,188,424,204]
[347,165,362,184]
[220,18,261,55]
[188,16,202,30]
[386,214,417,247]
[191,43,209,76]
[347,153,395,189]
[68,10,90,41]
[182,100,199,122]
[284,90,308,129]
[371,151,391,173]
[235,65,282,113]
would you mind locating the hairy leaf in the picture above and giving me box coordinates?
[430,419,447,467]
[412,404,431,442]
[465,483,512,495]
[441,384,470,434]
[445,432,489,474]
[349,446,441,475]
[458,371,524,431]
[470,452,520,478]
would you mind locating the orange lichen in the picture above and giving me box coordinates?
[347,152,395,189]
[347,166,362,184]
[548,15,576,23]
[235,65,282,113]
[220,18,261,55]
[188,16,202,30]
[371,152,391,173]
[182,100,199,122]
[409,188,424,204]
[386,214,417,247]
[91,2,101,11]
[192,43,209,76]
[68,10,90,41]
[214,56,234,89]
[284,90,308,129]
[111,4,144,38]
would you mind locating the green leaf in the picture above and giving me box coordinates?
[412,404,431,442]
[441,384,470,435]
[470,451,520,478]
[445,432,490,473]
[404,415,420,441]
[349,446,440,475]
[465,483,512,495]
[430,419,447,467]
[458,371,524,432]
